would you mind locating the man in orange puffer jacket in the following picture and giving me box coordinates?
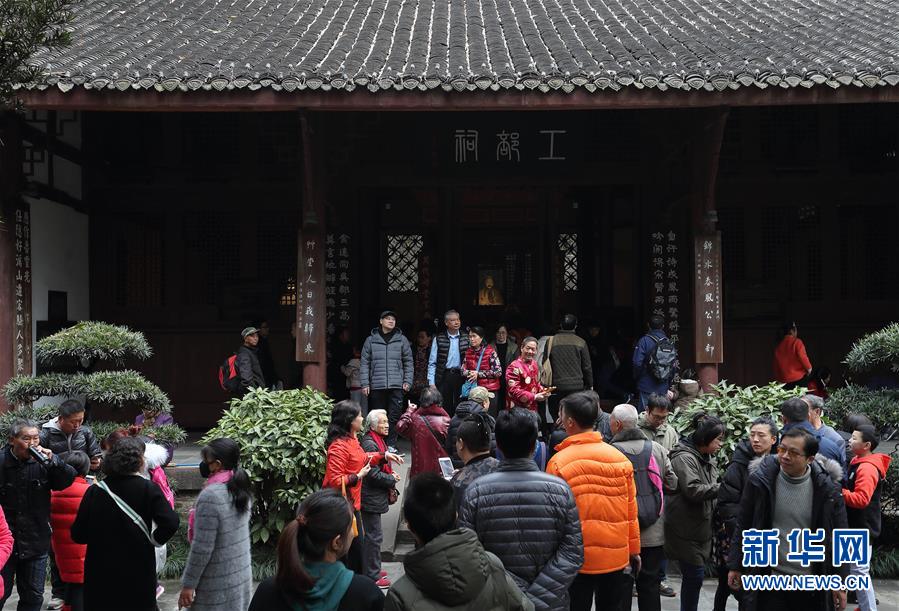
[546,391,641,611]
[50,452,91,611]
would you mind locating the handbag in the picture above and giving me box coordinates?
[539,336,554,386]
[340,477,359,537]
[460,348,486,398]
[96,480,167,572]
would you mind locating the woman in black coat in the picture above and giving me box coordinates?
[713,417,777,611]
[72,436,179,611]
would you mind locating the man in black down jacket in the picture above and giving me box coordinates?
[236,326,266,396]
[0,419,76,610]
[40,399,102,469]
[727,428,848,611]
[361,310,413,451]
[458,408,583,611]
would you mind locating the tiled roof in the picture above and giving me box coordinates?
[18,0,899,94]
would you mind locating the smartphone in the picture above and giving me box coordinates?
[438,457,455,480]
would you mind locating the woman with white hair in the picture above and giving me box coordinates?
[359,409,400,587]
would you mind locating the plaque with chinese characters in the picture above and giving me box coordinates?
[325,233,352,338]
[694,233,723,363]
[295,232,325,362]
[13,203,33,376]
[649,230,682,345]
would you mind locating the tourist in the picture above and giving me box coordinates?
[361,310,414,452]
[71,436,179,611]
[329,326,355,401]
[386,472,532,610]
[235,326,266,396]
[342,347,367,413]
[253,319,281,389]
[727,429,848,611]
[360,410,400,588]
[396,387,451,478]
[609,403,678,611]
[489,323,519,413]
[842,425,891,611]
[664,412,725,611]
[450,413,499,510]
[546,393,640,611]
[248,490,384,611]
[545,314,593,435]
[632,315,678,412]
[133,406,175,463]
[428,310,469,417]
[673,379,701,410]
[779,397,845,467]
[807,366,831,399]
[505,337,549,412]
[179,438,253,610]
[461,326,502,414]
[458,408,583,610]
[802,394,843,446]
[0,419,76,611]
[638,394,679,451]
[0,507,11,594]
[713,417,778,611]
[838,413,874,463]
[322,401,404,574]
[773,321,813,388]
[446,386,494,468]
[410,328,433,404]
[49,451,91,611]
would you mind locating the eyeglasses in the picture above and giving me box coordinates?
[776,445,806,458]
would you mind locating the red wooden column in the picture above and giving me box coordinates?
[0,114,23,411]
[691,109,729,391]
[297,112,327,391]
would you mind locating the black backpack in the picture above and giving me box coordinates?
[646,335,678,382]
[218,354,240,393]
[613,440,665,529]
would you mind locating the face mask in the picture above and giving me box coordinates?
[199,462,211,478]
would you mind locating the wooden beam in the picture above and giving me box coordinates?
[20,121,83,165]
[23,181,86,213]
[15,83,899,112]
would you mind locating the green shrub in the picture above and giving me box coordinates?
[872,546,899,579]
[89,420,187,447]
[827,385,899,433]
[4,371,172,412]
[844,322,899,373]
[203,387,332,544]
[0,403,59,436]
[670,381,805,467]
[35,321,152,366]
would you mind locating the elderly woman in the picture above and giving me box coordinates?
[359,410,400,587]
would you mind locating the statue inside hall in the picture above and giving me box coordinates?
[477,274,505,306]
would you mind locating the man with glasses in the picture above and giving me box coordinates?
[780,397,846,469]
[802,394,844,447]
[0,420,76,611]
[727,428,848,611]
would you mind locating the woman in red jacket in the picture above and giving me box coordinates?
[461,326,503,416]
[50,451,91,611]
[0,506,13,599]
[396,387,451,479]
[773,321,813,389]
[322,400,403,574]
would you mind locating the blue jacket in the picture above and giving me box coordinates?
[782,420,846,470]
[632,330,672,394]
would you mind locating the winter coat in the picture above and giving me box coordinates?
[727,455,848,611]
[490,340,520,371]
[50,476,90,583]
[360,329,414,390]
[181,483,253,611]
[249,572,384,611]
[458,458,584,611]
[718,440,766,529]
[505,358,544,411]
[0,506,12,569]
[361,432,397,514]
[71,473,179,611]
[610,428,678,549]
[546,331,593,392]
[462,344,502,392]
[637,412,679,452]
[40,419,102,462]
[773,335,812,384]
[323,436,386,511]
[431,331,471,386]
[843,452,892,539]
[235,345,265,394]
[0,445,76,559]
[385,528,533,611]
[446,400,495,468]
[782,421,845,469]
[632,330,675,395]
[451,455,499,511]
[396,404,451,479]
[664,439,720,565]
[546,431,639,574]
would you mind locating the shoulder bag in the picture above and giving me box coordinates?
[96,480,167,572]
[460,348,486,398]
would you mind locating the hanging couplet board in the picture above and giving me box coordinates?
[295,230,326,362]
[13,201,33,376]
[694,233,723,364]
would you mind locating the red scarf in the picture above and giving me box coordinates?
[370,432,392,475]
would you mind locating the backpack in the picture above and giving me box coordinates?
[646,334,678,382]
[218,354,240,393]
[614,439,664,528]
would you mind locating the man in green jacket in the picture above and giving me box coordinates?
[385,472,533,611]
[638,394,679,452]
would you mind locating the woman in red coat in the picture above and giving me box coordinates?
[0,506,13,599]
[505,336,550,412]
[396,387,451,479]
[322,400,403,574]
[461,326,503,415]
[50,451,91,611]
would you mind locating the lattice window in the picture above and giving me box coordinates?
[279,276,297,306]
[258,214,298,306]
[760,108,819,172]
[386,234,424,292]
[717,208,745,282]
[840,206,899,300]
[762,207,795,291]
[558,233,578,292]
[114,219,163,307]
[183,213,241,305]
[798,205,823,301]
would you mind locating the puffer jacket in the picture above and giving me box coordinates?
[717,439,777,528]
[360,329,414,390]
[637,413,679,452]
[0,506,13,568]
[40,419,102,461]
[545,331,593,392]
[396,404,451,479]
[446,400,495,468]
[50,476,90,583]
[664,439,720,565]
[385,528,533,611]
[360,432,397,514]
[235,345,265,394]
[673,379,700,410]
[458,458,583,611]
[546,431,640,574]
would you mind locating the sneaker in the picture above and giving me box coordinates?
[659,582,676,597]
[47,599,64,610]
[375,576,391,588]
[380,570,387,577]
[155,585,165,600]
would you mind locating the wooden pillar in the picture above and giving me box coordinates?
[691,108,729,391]
[0,115,23,410]
[297,112,327,391]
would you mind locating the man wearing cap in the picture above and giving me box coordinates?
[446,385,495,468]
[236,326,266,396]
[361,310,413,452]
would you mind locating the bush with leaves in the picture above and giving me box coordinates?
[0,403,58,436]
[202,387,332,544]
[826,385,899,434]
[670,381,805,468]
[89,420,187,448]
